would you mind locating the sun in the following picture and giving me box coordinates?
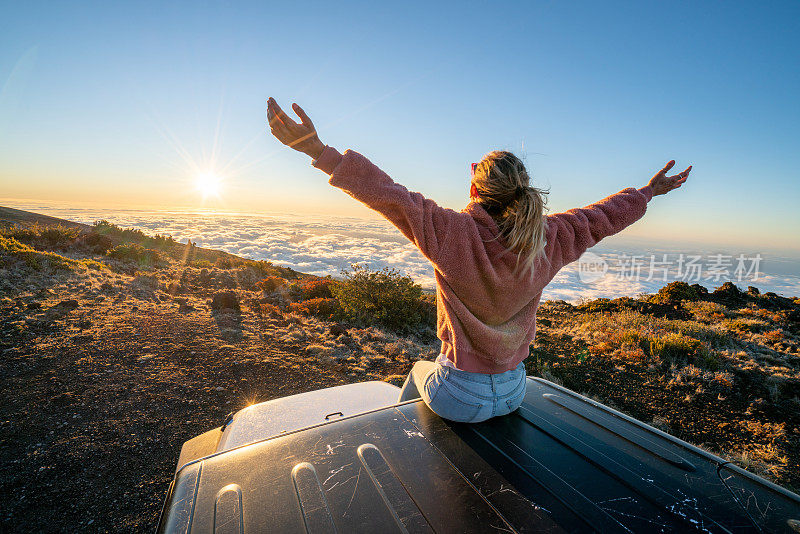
[195,172,222,198]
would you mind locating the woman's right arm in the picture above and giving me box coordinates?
[545,160,691,273]
[311,145,459,264]
[266,98,458,264]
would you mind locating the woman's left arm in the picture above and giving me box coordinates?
[267,98,457,262]
[544,160,692,274]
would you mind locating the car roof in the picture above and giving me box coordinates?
[159,377,800,533]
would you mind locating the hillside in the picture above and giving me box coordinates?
[0,206,90,231]
[0,206,798,531]
[531,285,800,489]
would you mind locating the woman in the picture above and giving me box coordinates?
[267,97,691,423]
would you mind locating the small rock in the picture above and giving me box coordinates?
[166,282,182,295]
[211,291,240,312]
[56,299,79,310]
[329,324,349,337]
[175,298,195,312]
[215,386,225,392]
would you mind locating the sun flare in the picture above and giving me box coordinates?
[195,172,222,198]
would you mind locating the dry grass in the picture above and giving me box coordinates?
[684,300,731,322]
[0,223,82,250]
[1,235,106,272]
[4,213,799,495]
[533,287,799,490]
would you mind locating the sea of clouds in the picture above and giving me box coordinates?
[6,201,800,303]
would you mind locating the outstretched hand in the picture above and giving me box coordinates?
[648,160,692,196]
[267,97,325,160]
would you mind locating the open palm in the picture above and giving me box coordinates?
[267,97,325,160]
[648,160,692,196]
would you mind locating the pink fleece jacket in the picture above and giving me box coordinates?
[312,146,654,374]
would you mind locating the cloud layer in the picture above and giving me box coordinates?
[12,202,800,302]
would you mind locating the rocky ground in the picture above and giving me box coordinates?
[1,208,798,532]
[0,263,439,532]
[529,289,800,493]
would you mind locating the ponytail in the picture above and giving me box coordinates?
[471,151,549,276]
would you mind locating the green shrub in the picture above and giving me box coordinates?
[83,231,114,253]
[108,243,164,267]
[1,224,81,250]
[685,300,731,323]
[289,298,340,320]
[615,329,650,350]
[669,321,732,349]
[691,283,709,297]
[649,332,696,360]
[331,264,428,333]
[576,298,617,313]
[257,276,288,293]
[649,332,716,369]
[653,281,700,304]
[250,259,274,273]
[1,235,77,271]
[418,293,437,326]
[191,259,214,269]
[256,302,283,318]
[291,278,334,300]
[215,256,236,269]
[92,220,176,250]
[725,317,768,334]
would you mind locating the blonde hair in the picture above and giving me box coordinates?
[472,151,549,276]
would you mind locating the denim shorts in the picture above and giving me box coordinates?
[422,362,527,423]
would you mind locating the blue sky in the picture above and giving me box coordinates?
[1,0,798,252]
